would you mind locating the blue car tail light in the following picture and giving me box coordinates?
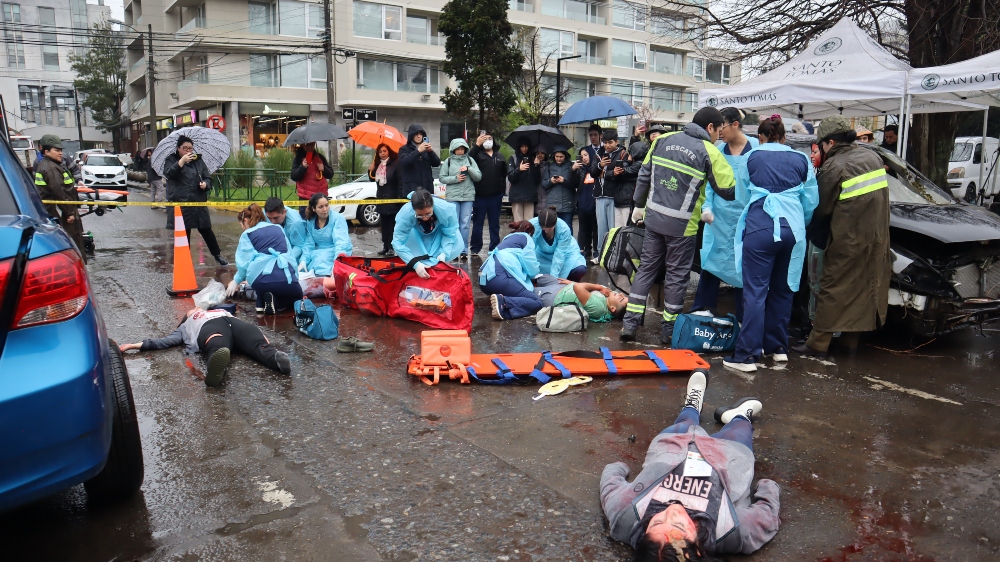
[12,250,89,329]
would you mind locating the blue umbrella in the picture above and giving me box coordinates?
[557,96,637,126]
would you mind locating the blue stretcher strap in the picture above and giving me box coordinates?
[643,350,669,374]
[600,346,618,375]
[542,351,572,379]
[527,369,552,384]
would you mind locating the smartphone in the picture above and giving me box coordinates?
[478,129,487,137]
[521,157,529,164]
[191,154,199,160]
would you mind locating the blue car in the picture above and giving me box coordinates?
[0,129,143,510]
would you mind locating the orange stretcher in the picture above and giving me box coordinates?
[406,347,710,386]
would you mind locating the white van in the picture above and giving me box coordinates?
[948,136,1000,203]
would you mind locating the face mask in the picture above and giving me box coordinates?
[483,140,494,150]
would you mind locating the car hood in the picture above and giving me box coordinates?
[891,203,1000,243]
[83,165,125,174]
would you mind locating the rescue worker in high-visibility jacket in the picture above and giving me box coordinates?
[34,134,87,263]
[620,108,736,345]
[793,116,891,358]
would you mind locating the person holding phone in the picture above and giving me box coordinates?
[439,138,482,260]
[164,135,227,265]
[291,141,334,217]
[577,125,603,263]
[507,137,542,222]
[469,131,508,256]
[541,146,579,234]
[589,130,628,250]
[398,124,441,196]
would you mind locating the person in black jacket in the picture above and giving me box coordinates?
[163,135,228,265]
[469,131,507,254]
[507,136,543,222]
[397,124,441,196]
[589,129,628,253]
[577,124,603,262]
[368,143,401,255]
[144,147,165,209]
[615,141,647,227]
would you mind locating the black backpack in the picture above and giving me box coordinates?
[598,225,645,292]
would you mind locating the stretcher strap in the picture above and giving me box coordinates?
[643,350,669,374]
[600,347,618,375]
[542,352,572,379]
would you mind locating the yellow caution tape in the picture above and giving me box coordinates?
[41,199,410,207]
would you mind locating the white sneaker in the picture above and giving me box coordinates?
[722,358,757,372]
[771,353,789,362]
[714,397,763,424]
[489,294,504,320]
[683,371,708,413]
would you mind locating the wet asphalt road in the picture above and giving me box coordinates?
[2,190,1000,561]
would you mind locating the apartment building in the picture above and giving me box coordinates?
[125,0,737,153]
[0,0,112,152]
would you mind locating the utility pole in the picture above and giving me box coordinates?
[73,89,84,148]
[555,54,581,124]
[323,0,338,161]
[146,24,157,149]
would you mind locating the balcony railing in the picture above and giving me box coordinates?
[578,55,605,65]
[177,18,260,35]
[177,17,206,34]
[407,34,444,46]
[129,58,146,74]
[540,6,605,25]
[508,0,534,12]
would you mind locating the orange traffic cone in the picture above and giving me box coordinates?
[166,206,200,297]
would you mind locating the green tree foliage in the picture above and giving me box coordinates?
[70,19,128,151]
[438,0,524,130]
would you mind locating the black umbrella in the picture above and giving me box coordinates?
[282,122,349,146]
[504,124,573,155]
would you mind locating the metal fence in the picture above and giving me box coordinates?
[210,169,366,201]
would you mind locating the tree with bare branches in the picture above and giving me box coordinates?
[510,28,558,127]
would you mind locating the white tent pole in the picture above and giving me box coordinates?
[896,95,905,157]
[980,109,988,199]
[901,94,912,160]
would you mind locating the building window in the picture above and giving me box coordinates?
[563,77,595,104]
[650,13,685,38]
[610,79,643,105]
[357,58,439,93]
[19,85,40,123]
[250,54,278,87]
[611,39,645,70]
[650,86,681,111]
[508,0,533,13]
[541,0,603,25]
[2,3,25,68]
[689,58,730,84]
[650,49,682,75]
[310,57,327,88]
[406,15,440,45]
[353,1,402,41]
[249,1,277,34]
[612,0,644,31]
[250,54,325,88]
[38,7,59,69]
[539,28,574,59]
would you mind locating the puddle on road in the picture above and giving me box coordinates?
[343,512,372,540]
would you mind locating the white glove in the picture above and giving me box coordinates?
[701,210,714,224]
[414,263,431,279]
[225,280,239,297]
[437,253,447,263]
[631,207,645,224]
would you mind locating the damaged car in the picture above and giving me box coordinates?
[782,133,1000,336]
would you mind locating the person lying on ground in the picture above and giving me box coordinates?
[531,274,626,323]
[119,307,290,387]
[481,221,543,320]
[600,372,780,560]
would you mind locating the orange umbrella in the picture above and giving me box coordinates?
[348,121,405,152]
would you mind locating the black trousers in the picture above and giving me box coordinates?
[186,227,222,257]
[380,212,396,252]
[577,211,598,258]
[196,317,281,372]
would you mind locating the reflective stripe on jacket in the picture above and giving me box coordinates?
[839,169,888,200]
[634,123,736,237]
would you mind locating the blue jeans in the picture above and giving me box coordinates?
[557,212,574,236]
[480,266,543,319]
[567,264,587,282]
[733,226,795,363]
[595,198,615,251]
[471,194,502,253]
[660,406,753,452]
[692,270,744,323]
[452,200,474,255]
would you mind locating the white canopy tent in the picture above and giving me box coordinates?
[906,52,1000,196]
[698,18,982,157]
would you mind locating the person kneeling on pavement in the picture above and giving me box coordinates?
[392,189,463,278]
[531,273,627,323]
[601,372,780,559]
[226,203,303,315]
[480,222,543,320]
[119,307,290,387]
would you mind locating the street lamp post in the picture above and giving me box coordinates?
[111,20,156,148]
[555,54,581,124]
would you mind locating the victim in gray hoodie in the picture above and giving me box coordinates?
[439,138,482,202]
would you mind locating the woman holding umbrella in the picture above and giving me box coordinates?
[291,142,334,215]
[163,134,228,265]
[368,143,401,256]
